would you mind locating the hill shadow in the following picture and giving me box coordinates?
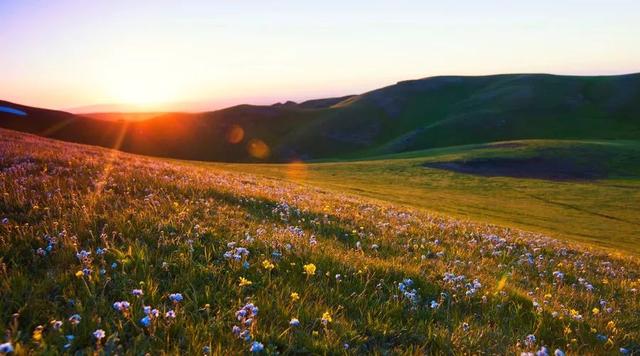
[423,156,607,181]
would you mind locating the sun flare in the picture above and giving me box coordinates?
[104,77,177,110]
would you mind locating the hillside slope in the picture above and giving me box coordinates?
[1,73,639,162]
[0,129,639,354]
[218,139,640,254]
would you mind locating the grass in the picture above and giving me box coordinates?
[0,130,639,354]
[217,139,640,255]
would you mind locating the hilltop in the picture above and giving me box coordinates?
[1,73,639,162]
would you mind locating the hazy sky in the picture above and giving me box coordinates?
[1,0,639,112]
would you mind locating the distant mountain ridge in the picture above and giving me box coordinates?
[1,73,639,162]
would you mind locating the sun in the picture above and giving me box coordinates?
[103,76,177,111]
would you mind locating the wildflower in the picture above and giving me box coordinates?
[203,346,211,354]
[303,263,316,276]
[75,270,84,278]
[93,329,106,340]
[113,301,130,312]
[132,289,144,297]
[0,342,14,354]
[321,311,332,325]
[592,307,600,315]
[51,320,63,331]
[111,262,118,269]
[525,334,536,347]
[32,325,43,341]
[140,315,151,327]
[76,250,91,260]
[239,277,253,287]
[289,318,300,327]
[68,314,81,325]
[262,259,275,270]
[63,335,74,349]
[1,218,8,225]
[250,341,264,353]
[290,292,300,302]
[430,300,440,309]
[166,310,176,318]
[169,293,184,303]
[462,322,470,332]
[554,349,565,356]
[536,346,550,356]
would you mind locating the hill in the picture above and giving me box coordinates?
[0,129,639,354]
[1,73,639,162]
[217,139,640,254]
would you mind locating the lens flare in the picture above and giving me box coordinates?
[226,125,245,144]
[286,160,308,181]
[247,139,270,159]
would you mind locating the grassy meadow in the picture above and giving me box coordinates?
[0,129,639,354]
[218,139,640,255]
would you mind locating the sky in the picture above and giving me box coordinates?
[1,0,639,112]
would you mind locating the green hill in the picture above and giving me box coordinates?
[1,73,639,162]
[216,139,640,254]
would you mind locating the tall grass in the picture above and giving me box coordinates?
[0,129,638,354]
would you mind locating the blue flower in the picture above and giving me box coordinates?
[76,250,91,260]
[0,342,14,353]
[93,329,106,340]
[169,293,183,303]
[140,316,151,327]
[68,314,81,325]
[250,341,264,353]
[289,318,300,327]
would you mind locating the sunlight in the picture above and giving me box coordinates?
[104,77,177,111]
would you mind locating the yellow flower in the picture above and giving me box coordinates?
[290,292,300,302]
[607,321,616,331]
[544,293,552,299]
[303,263,316,276]
[321,311,332,324]
[238,277,252,287]
[32,325,43,341]
[569,309,579,317]
[592,307,600,315]
[262,260,275,270]
[75,270,84,278]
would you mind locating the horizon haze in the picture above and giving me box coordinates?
[2,0,639,112]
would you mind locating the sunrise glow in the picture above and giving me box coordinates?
[1,0,639,112]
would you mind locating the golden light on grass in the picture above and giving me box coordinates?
[226,125,245,144]
[247,139,270,159]
[285,160,308,181]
